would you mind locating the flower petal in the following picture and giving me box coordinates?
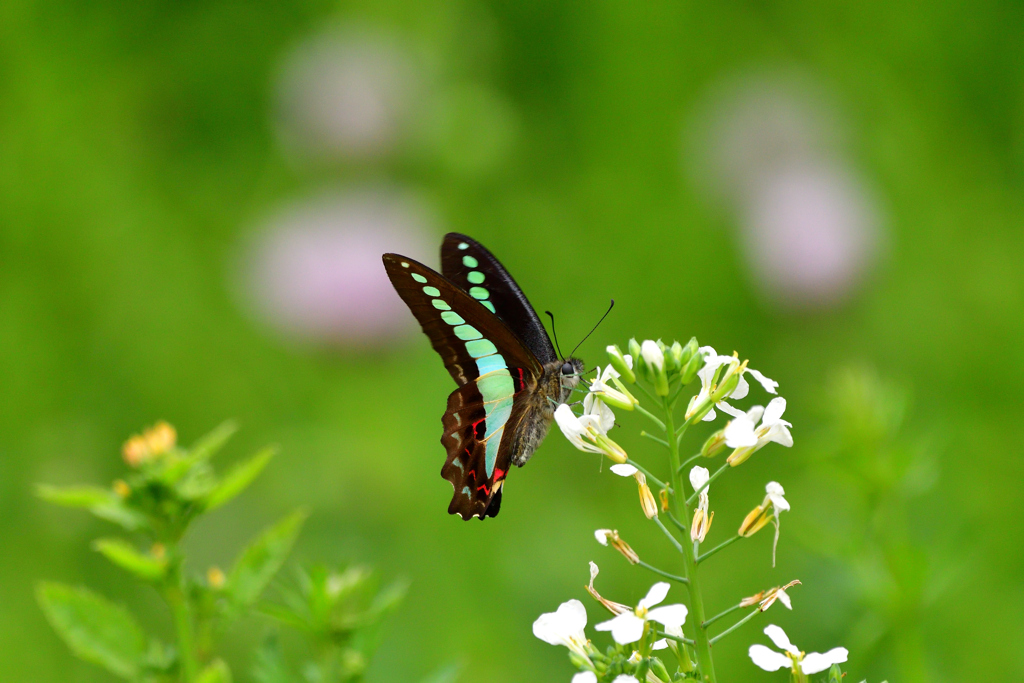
[762,397,787,424]
[652,638,668,650]
[610,464,638,477]
[533,599,587,646]
[724,415,758,448]
[639,581,671,609]
[763,624,798,654]
[640,340,664,371]
[701,406,717,422]
[747,368,779,394]
[572,672,598,683]
[595,613,645,645]
[766,482,790,512]
[716,401,747,419]
[766,423,794,448]
[647,603,688,629]
[612,676,640,683]
[800,648,848,674]
[594,529,611,545]
[748,644,791,672]
[731,374,750,400]
[689,466,710,491]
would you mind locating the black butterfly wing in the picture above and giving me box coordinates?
[383,253,542,519]
[440,233,558,365]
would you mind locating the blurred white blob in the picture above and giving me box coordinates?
[274,29,416,161]
[689,73,884,309]
[238,189,434,346]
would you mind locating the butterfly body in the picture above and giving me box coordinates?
[383,234,583,520]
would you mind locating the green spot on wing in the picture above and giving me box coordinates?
[469,286,488,300]
[401,261,409,267]
[411,273,428,283]
[465,339,498,358]
[462,255,479,268]
[440,311,465,325]
[423,286,441,297]
[481,301,496,313]
[468,271,485,284]
[453,324,483,340]
[431,299,451,310]
[458,242,469,250]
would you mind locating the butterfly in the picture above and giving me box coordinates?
[383,234,584,520]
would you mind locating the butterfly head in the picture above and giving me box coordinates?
[559,357,587,396]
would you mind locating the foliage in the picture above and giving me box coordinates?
[35,422,446,683]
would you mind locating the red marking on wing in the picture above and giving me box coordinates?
[477,482,491,495]
[493,467,506,481]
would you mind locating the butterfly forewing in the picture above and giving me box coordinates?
[440,233,558,365]
[383,253,542,519]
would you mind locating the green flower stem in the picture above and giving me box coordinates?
[696,535,741,564]
[654,630,696,646]
[640,431,670,448]
[701,603,742,629]
[637,560,689,585]
[677,452,704,474]
[626,458,671,493]
[667,510,689,535]
[632,380,661,405]
[634,403,667,432]
[686,462,730,507]
[164,557,198,682]
[653,516,683,553]
[663,397,717,683]
[708,605,761,645]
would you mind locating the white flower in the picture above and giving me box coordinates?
[533,599,591,660]
[612,676,639,683]
[555,403,627,463]
[640,340,664,372]
[765,481,790,512]
[594,529,613,545]
[689,466,713,543]
[749,625,848,675]
[572,673,598,683]
[585,363,635,418]
[610,464,638,476]
[594,582,688,645]
[724,398,793,466]
[686,346,778,422]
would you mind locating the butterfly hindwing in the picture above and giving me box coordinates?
[440,379,533,519]
[440,233,558,365]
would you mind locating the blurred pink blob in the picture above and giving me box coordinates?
[690,73,884,309]
[741,163,880,307]
[239,189,434,346]
[274,29,416,161]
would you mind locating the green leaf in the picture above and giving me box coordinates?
[36,582,147,679]
[203,447,276,512]
[35,484,148,531]
[36,484,114,508]
[195,659,232,683]
[92,538,167,581]
[228,509,307,610]
[251,635,292,683]
[158,421,238,485]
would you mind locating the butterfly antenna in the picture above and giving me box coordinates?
[569,300,615,358]
[545,310,565,360]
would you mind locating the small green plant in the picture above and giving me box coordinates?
[36,421,451,683]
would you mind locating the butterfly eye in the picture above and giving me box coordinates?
[561,361,574,376]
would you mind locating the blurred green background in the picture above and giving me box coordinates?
[2,0,1022,681]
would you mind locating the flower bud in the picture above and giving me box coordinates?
[151,543,166,561]
[207,565,226,589]
[606,345,635,384]
[122,435,150,467]
[659,488,670,512]
[144,421,177,456]
[594,433,629,464]
[628,338,642,364]
[112,480,131,499]
[666,341,684,373]
[680,346,703,385]
[691,508,713,543]
[636,473,659,519]
[726,445,755,467]
[701,430,727,458]
[650,657,672,681]
[738,504,772,537]
[641,340,669,396]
